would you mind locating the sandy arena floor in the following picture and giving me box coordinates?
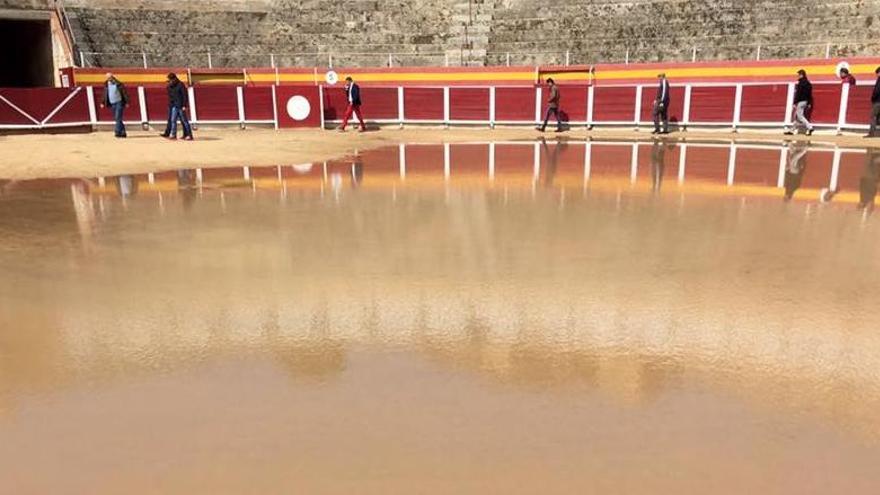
[1,126,879,179]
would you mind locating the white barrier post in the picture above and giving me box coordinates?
[138,86,147,126]
[587,85,595,129]
[271,85,279,130]
[682,85,692,129]
[187,86,197,123]
[489,86,496,129]
[86,86,97,126]
[443,87,450,128]
[837,83,850,134]
[534,86,542,126]
[397,86,404,128]
[633,85,643,129]
[236,86,245,129]
[732,84,743,132]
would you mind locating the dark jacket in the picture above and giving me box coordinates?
[167,80,188,108]
[547,84,560,109]
[103,78,129,106]
[841,74,857,85]
[794,78,813,105]
[655,79,670,106]
[872,77,880,104]
[346,83,362,106]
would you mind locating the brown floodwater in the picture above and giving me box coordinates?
[2,139,880,494]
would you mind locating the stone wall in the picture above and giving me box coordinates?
[52,0,880,67]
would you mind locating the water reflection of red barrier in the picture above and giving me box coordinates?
[0,82,876,131]
[84,141,875,207]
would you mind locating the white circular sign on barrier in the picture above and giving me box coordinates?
[286,95,311,121]
[835,61,851,78]
[325,70,339,85]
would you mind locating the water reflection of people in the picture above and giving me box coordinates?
[540,138,565,188]
[859,148,880,211]
[783,142,809,201]
[114,175,139,198]
[350,157,363,189]
[177,169,197,210]
[650,139,672,193]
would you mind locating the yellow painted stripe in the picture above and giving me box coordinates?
[77,73,191,84]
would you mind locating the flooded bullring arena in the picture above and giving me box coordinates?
[2,137,880,493]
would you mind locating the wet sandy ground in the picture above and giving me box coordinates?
[1,142,880,493]
[3,126,880,180]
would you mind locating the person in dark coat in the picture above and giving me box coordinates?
[160,73,193,141]
[101,73,129,138]
[867,66,880,138]
[785,69,814,136]
[653,73,671,134]
[338,76,366,132]
[537,78,562,132]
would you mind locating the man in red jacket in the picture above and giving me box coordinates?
[338,76,366,132]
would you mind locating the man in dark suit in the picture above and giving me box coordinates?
[867,66,880,138]
[339,76,366,132]
[652,73,670,134]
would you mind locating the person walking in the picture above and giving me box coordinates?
[338,76,366,132]
[537,78,562,132]
[161,73,193,141]
[653,73,671,135]
[840,67,857,86]
[785,69,814,136]
[867,66,880,138]
[101,73,129,138]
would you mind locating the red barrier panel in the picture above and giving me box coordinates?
[740,84,788,123]
[809,84,842,124]
[846,85,873,126]
[593,87,637,122]
[95,88,143,124]
[689,86,736,123]
[275,86,321,128]
[243,87,274,121]
[143,87,169,122]
[638,86,685,124]
[495,87,535,122]
[361,87,399,120]
[194,86,238,121]
[450,87,490,121]
[0,88,89,126]
[543,86,588,122]
[404,87,444,121]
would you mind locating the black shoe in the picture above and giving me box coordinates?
[783,131,794,136]
[159,133,169,138]
[535,126,545,132]
[651,130,660,134]
[864,134,875,138]
[554,128,563,133]
[115,134,127,138]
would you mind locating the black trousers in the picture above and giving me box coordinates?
[541,107,561,131]
[653,101,669,133]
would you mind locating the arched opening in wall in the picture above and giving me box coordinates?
[0,18,54,87]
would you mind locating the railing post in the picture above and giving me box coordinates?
[506,52,510,66]
[270,53,275,68]
[692,45,697,62]
[328,53,333,68]
[207,49,213,69]
[445,53,449,67]
[565,50,570,66]
[388,53,393,67]
[141,51,148,68]
[756,44,762,61]
[825,43,832,59]
[79,50,85,67]
[625,49,630,65]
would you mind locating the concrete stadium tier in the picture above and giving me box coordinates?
[49,0,880,68]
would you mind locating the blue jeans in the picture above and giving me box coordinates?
[169,106,192,137]
[111,101,126,136]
